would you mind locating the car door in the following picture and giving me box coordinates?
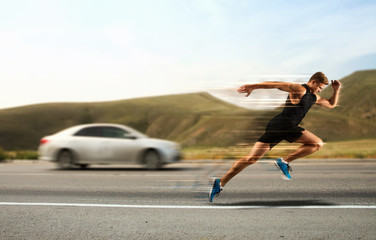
[100,127,141,163]
[73,126,114,163]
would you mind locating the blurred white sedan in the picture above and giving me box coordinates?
[38,123,181,169]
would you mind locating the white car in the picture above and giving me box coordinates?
[38,123,181,169]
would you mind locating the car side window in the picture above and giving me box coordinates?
[74,126,135,139]
[74,127,102,137]
[101,127,130,139]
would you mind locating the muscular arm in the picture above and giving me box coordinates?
[315,80,341,108]
[238,82,304,97]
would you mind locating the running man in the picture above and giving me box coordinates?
[209,72,341,202]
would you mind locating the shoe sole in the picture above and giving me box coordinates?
[274,162,291,181]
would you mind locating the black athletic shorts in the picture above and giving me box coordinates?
[257,117,304,149]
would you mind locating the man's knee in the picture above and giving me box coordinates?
[313,141,324,151]
[304,140,324,152]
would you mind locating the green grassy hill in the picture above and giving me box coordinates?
[0,70,375,151]
[0,93,261,150]
[319,70,376,122]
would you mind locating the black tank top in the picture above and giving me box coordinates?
[277,84,317,126]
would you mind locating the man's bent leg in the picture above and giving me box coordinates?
[284,130,324,163]
[220,141,270,187]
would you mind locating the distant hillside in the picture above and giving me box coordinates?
[0,93,261,150]
[0,70,375,150]
[319,70,376,122]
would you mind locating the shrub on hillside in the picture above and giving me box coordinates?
[5,150,39,160]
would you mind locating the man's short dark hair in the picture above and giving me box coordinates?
[309,72,329,85]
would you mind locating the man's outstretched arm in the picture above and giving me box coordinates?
[316,80,342,108]
[238,82,303,97]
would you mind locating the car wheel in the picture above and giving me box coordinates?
[57,150,74,169]
[144,150,162,170]
[78,164,89,169]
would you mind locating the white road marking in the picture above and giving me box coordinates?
[1,202,375,209]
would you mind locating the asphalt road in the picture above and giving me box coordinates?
[1,160,375,239]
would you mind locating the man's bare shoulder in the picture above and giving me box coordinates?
[289,83,306,94]
[275,82,305,93]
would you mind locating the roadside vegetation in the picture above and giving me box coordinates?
[183,139,376,160]
[0,148,38,161]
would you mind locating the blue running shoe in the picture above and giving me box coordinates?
[274,158,292,180]
[209,178,223,202]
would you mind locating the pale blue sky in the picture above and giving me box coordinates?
[1,0,375,109]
